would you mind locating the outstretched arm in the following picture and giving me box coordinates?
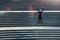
[36,8,44,12]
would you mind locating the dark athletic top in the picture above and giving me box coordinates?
[37,8,44,18]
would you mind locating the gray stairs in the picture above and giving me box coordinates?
[0,29,60,40]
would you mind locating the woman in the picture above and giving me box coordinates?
[37,8,44,24]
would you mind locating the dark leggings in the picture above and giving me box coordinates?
[38,16,42,24]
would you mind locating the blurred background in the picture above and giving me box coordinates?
[0,0,60,27]
[0,0,60,40]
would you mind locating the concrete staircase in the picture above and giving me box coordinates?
[0,29,60,40]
